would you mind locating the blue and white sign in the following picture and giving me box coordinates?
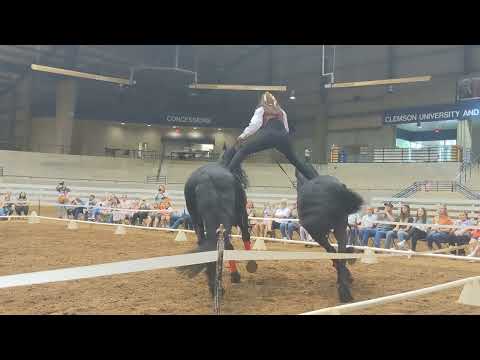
[383,101,480,125]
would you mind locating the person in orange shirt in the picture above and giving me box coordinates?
[425,205,453,251]
[468,213,480,257]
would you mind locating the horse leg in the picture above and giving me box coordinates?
[204,215,222,298]
[314,229,353,303]
[223,225,241,284]
[332,221,354,303]
[239,209,258,274]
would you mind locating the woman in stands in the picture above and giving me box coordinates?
[449,211,474,255]
[227,92,315,180]
[400,207,430,251]
[385,204,413,249]
[262,203,274,237]
[468,213,480,257]
[425,205,453,251]
[274,199,292,240]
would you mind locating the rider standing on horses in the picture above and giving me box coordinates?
[227,91,316,180]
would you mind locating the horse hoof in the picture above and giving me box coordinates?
[338,286,354,303]
[246,260,258,273]
[231,271,241,284]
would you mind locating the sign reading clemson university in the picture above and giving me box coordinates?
[165,114,212,125]
[383,101,480,125]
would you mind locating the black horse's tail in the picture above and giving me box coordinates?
[339,186,364,216]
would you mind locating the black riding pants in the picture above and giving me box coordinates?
[227,121,316,180]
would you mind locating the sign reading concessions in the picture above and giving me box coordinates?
[165,114,213,125]
[383,101,480,125]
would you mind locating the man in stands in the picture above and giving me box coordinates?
[15,192,29,216]
[359,207,378,246]
[56,181,70,219]
[373,202,398,248]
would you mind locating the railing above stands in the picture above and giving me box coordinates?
[330,146,465,163]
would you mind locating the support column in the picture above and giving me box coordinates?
[56,79,77,154]
[312,80,329,164]
[15,74,33,151]
[457,119,472,161]
[0,91,16,149]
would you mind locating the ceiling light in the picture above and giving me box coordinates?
[289,90,296,100]
[120,122,126,125]
[147,124,152,127]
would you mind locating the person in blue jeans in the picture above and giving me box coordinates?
[372,202,397,248]
[359,207,378,246]
[169,207,192,230]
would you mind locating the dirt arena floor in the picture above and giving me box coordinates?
[1,214,480,315]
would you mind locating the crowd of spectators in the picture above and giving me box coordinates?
[0,191,30,219]
[55,182,193,231]
[3,180,480,258]
[347,202,480,257]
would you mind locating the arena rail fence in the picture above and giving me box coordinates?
[2,215,480,264]
[300,275,480,315]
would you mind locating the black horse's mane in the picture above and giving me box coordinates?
[219,146,249,189]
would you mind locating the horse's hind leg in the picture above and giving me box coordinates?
[223,226,241,284]
[332,221,354,303]
[313,228,353,303]
[203,215,222,297]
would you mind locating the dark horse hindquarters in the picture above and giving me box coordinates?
[296,165,363,303]
[179,147,253,297]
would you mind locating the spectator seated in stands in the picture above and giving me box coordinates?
[385,204,413,249]
[468,214,480,257]
[69,197,86,220]
[400,207,430,251]
[0,197,8,220]
[14,192,29,216]
[119,195,131,224]
[131,199,150,226]
[274,200,292,240]
[262,203,274,237]
[359,207,378,246]
[154,185,168,204]
[157,199,174,228]
[87,194,100,221]
[301,225,316,247]
[425,205,453,251]
[286,202,300,240]
[246,201,262,237]
[56,181,71,219]
[169,207,192,230]
[347,211,361,245]
[373,202,398,248]
[2,191,15,216]
[450,211,474,255]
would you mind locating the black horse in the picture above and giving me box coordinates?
[295,163,363,303]
[179,146,256,297]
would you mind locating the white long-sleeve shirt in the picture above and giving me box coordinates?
[274,207,292,224]
[239,107,289,140]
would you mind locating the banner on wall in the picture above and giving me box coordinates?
[383,101,480,125]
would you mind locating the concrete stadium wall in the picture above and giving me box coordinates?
[0,150,158,182]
